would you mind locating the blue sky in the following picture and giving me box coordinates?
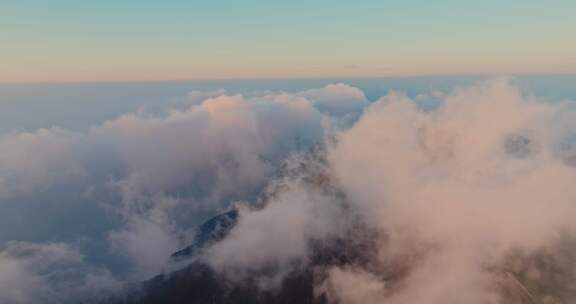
[1,0,576,82]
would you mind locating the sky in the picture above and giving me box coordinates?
[1,0,576,83]
[2,2,576,302]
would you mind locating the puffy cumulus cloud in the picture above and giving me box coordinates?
[0,83,367,301]
[83,92,328,207]
[0,86,347,203]
[323,78,576,303]
[185,89,227,105]
[331,78,576,248]
[96,93,327,274]
[95,95,270,204]
[0,242,118,304]
[198,79,576,303]
[182,83,368,120]
[300,83,368,118]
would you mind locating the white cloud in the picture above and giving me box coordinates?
[3,79,575,303]
[301,83,368,117]
[199,79,576,303]
[0,85,355,298]
[324,78,576,303]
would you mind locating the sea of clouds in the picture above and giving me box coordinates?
[1,78,575,303]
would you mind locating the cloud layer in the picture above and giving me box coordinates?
[0,83,361,302]
[205,79,576,303]
[1,80,576,303]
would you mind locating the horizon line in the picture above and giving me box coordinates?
[2,72,576,86]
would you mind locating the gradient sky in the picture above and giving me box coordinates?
[2,0,576,83]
